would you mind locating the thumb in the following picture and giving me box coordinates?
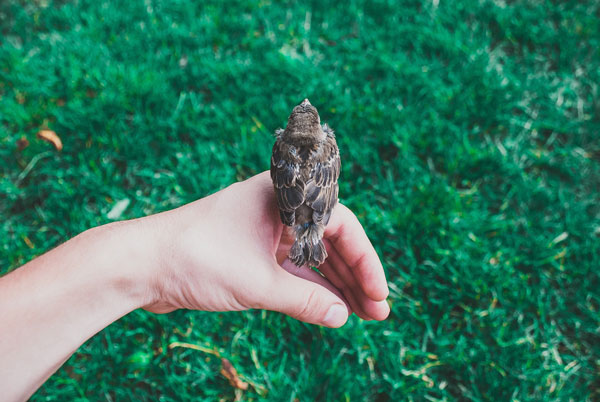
[265,260,349,327]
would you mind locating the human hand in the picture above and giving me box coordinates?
[141,171,389,327]
[0,172,389,400]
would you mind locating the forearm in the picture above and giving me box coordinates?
[0,220,156,401]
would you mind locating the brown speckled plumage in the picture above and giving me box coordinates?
[270,99,341,267]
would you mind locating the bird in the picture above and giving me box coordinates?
[270,99,341,267]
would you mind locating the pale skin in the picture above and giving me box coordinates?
[0,172,389,401]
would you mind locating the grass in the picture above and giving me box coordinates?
[1,0,599,400]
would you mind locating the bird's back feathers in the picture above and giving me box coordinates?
[271,123,340,266]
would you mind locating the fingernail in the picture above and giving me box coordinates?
[323,304,348,327]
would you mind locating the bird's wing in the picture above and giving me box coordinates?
[305,133,340,225]
[271,137,304,226]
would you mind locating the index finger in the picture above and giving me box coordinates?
[324,204,389,301]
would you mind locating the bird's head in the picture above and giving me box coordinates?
[283,99,325,144]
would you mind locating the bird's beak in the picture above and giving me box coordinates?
[301,98,311,106]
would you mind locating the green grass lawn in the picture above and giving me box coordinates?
[1,0,599,400]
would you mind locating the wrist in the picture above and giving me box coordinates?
[85,218,160,311]
[134,198,217,313]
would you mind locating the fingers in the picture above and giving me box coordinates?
[249,172,389,322]
[320,243,390,321]
[260,259,350,328]
[318,259,370,320]
[325,204,389,301]
[280,259,351,314]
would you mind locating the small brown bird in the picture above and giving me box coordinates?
[271,99,341,267]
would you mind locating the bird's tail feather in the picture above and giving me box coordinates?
[289,222,327,267]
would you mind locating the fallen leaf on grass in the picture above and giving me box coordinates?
[168,344,266,396]
[22,235,34,249]
[220,358,248,390]
[16,137,30,150]
[107,198,130,220]
[37,129,63,151]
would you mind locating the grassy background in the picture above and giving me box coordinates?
[1,0,599,400]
